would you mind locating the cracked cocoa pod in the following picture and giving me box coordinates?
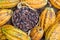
[50,0,60,9]
[12,2,39,32]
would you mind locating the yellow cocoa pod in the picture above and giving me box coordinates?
[45,21,60,40]
[45,11,60,40]
[2,25,31,40]
[40,7,56,32]
[0,27,7,40]
[50,0,60,9]
[0,9,13,26]
[57,11,60,20]
[0,0,19,8]
[22,0,48,9]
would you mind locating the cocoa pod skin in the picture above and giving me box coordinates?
[30,16,44,40]
[40,7,56,32]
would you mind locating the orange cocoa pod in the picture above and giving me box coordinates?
[50,0,60,9]
[30,17,44,40]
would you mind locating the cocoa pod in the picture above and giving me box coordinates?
[0,9,13,26]
[40,7,56,32]
[12,2,39,32]
[30,17,44,40]
[22,0,48,9]
[0,0,19,8]
[0,27,7,40]
[45,11,60,40]
[45,21,60,40]
[50,0,60,9]
[2,25,31,40]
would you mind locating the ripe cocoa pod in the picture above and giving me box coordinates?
[40,7,56,32]
[22,0,48,9]
[2,25,31,40]
[50,0,60,9]
[45,11,60,39]
[0,0,19,8]
[0,9,13,26]
[57,11,60,19]
[45,21,60,40]
[30,17,44,40]
[0,27,7,40]
[45,11,60,40]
